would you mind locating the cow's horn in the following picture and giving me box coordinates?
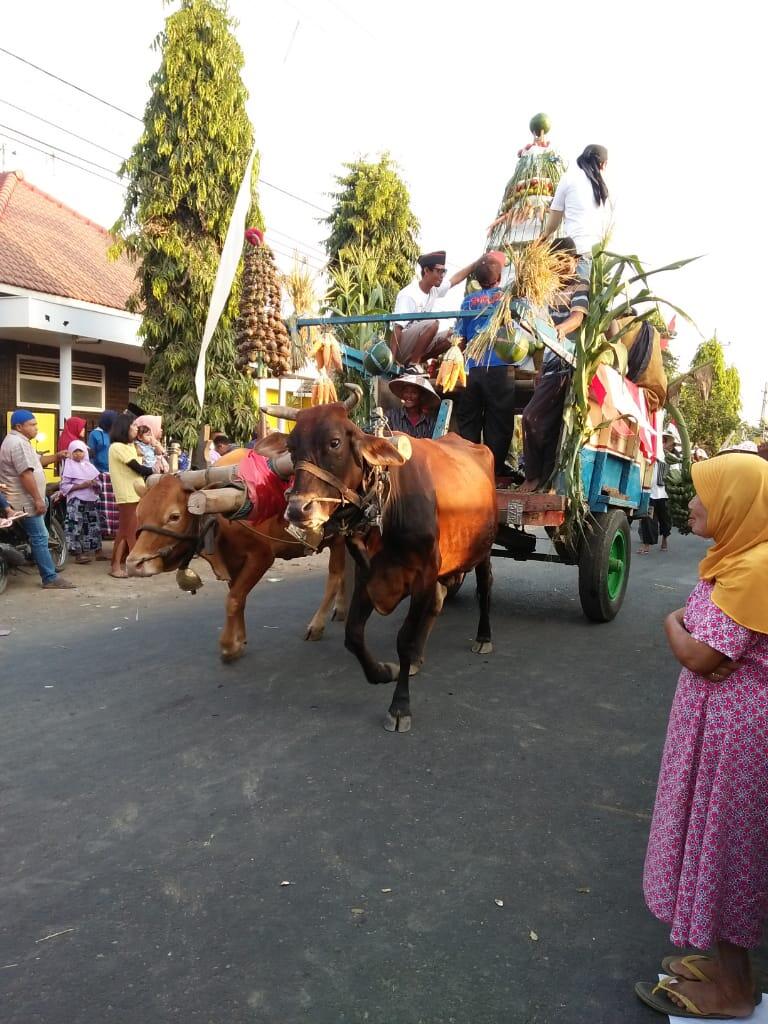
[343,383,364,412]
[261,404,299,421]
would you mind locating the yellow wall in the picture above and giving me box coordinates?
[5,411,60,482]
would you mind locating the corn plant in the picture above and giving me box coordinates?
[556,248,700,536]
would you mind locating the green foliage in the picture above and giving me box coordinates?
[678,336,742,454]
[111,0,260,448]
[324,243,387,349]
[556,249,698,535]
[323,154,420,310]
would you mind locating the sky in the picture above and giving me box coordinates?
[1,0,766,423]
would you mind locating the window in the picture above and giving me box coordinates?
[128,369,144,407]
[17,355,105,412]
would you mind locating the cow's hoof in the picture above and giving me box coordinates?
[331,606,346,623]
[471,640,493,655]
[220,647,244,663]
[384,712,412,733]
[304,624,324,641]
[409,660,423,677]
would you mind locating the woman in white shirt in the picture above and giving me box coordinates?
[541,144,610,280]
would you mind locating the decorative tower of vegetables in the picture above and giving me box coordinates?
[235,228,292,378]
[487,113,567,250]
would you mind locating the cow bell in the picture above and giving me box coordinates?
[176,566,203,594]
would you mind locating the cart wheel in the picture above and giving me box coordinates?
[445,573,466,600]
[578,510,631,622]
[48,517,68,572]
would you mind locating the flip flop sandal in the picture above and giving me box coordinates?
[635,978,744,1019]
[661,955,713,982]
[660,957,763,1004]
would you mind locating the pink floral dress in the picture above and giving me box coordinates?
[644,580,768,949]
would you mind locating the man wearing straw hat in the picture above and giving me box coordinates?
[391,251,480,369]
[386,376,440,439]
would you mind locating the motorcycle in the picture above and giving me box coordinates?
[0,490,68,594]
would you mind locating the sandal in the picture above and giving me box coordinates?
[661,955,714,983]
[635,977,752,1019]
[660,957,763,1004]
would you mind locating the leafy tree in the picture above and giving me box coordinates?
[112,0,260,448]
[323,154,420,309]
[324,242,387,349]
[678,335,742,454]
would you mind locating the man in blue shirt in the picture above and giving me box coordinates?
[454,254,520,477]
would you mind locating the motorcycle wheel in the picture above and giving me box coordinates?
[48,517,69,572]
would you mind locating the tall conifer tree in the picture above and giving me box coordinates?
[113,0,261,447]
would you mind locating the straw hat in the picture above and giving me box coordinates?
[389,374,441,410]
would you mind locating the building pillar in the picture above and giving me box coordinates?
[59,337,72,428]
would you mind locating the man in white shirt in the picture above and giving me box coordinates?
[391,251,479,368]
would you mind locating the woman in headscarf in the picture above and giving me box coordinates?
[133,415,169,473]
[635,454,768,1019]
[541,144,611,280]
[59,440,102,563]
[107,413,153,578]
[88,411,118,540]
[57,416,87,454]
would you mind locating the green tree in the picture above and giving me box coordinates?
[678,335,742,453]
[112,0,261,449]
[323,154,420,309]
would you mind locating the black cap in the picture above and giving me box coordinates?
[418,250,446,271]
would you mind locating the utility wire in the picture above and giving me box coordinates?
[0,98,127,160]
[0,45,143,123]
[0,131,123,188]
[1,130,328,268]
[0,122,123,178]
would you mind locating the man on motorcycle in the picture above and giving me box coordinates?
[0,410,74,589]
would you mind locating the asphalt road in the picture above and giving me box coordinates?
[2,532,765,1024]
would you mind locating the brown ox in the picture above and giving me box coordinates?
[126,445,346,661]
[266,399,497,731]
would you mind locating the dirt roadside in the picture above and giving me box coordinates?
[0,540,329,639]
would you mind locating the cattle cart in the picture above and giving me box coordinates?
[292,310,656,623]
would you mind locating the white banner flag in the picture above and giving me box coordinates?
[194,141,259,409]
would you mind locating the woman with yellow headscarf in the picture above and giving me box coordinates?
[636,454,768,1020]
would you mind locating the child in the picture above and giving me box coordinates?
[635,453,768,1019]
[133,415,169,473]
[60,440,102,564]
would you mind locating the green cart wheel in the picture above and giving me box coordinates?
[578,509,631,622]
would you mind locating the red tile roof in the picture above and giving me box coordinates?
[0,170,136,310]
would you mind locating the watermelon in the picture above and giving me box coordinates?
[529,112,552,136]
[363,339,394,376]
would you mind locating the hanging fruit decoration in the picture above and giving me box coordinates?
[235,228,293,378]
[309,334,343,405]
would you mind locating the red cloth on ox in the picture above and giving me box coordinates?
[235,451,292,523]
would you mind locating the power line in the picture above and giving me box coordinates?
[0,131,124,188]
[1,130,328,268]
[0,122,122,178]
[0,46,143,123]
[0,98,126,160]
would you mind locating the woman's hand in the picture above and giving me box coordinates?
[706,658,740,683]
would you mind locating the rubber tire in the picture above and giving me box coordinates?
[48,517,69,572]
[445,573,466,600]
[578,509,631,623]
[0,556,8,596]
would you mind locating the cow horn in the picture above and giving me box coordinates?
[260,404,299,421]
[343,383,364,412]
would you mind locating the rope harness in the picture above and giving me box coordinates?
[134,517,215,570]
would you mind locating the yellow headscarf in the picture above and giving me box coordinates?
[692,453,768,634]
